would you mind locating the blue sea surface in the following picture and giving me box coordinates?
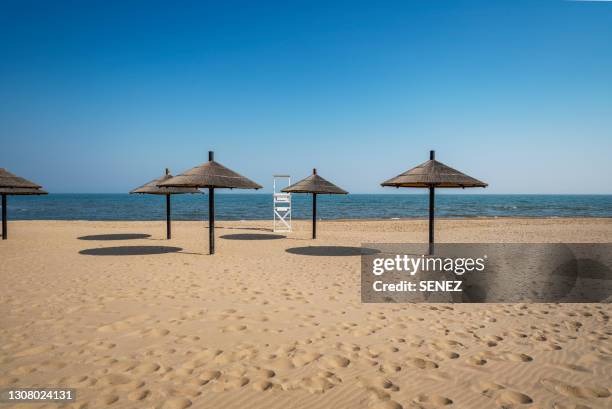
[5,194,612,221]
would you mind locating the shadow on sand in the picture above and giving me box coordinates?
[285,246,381,257]
[78,233,151,241]
[79,246,183,256]
[220,233,286,240]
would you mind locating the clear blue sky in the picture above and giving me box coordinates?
[1,0,611,193]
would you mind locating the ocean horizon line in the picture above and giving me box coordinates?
[26,192,612,196]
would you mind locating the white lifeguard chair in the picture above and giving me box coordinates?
[273,175,292,232]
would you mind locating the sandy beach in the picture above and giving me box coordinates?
[1,218,611,409]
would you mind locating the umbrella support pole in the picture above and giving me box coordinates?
[166,194,171,240]
[312,193,317,239]
[428,185,435,255]
[1,194,6,240]
[209,187,215,254]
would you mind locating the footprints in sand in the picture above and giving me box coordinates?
[127,388,150,401]
[251,379,274,391]
[367,390,452,409]
[96,393,120,406]
[540,378,610,399]
[141,327,171,337]
[199,369,222,383]
[3,288,610,409]
[298,372,343,394]
[221,324,248,333]
[14,344,55,358]
[211,376,250,392]
[372,402,404,409]
[98,373,134,387]
[407,357,439,370]
[496,390,534,405]
[163,397,193,409]
[292,351,322,367]
[319,354,351,369]
[472,380,533,406]
[466,350,533,366]
[268,356,295,372]
[97,314,151,333]
[130,362,161,376]
[413,393,453,406]
[434,350,460,360]
[362,375,399,390]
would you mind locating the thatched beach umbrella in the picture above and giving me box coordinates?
[0,168,48,240]
[130,168,200,239]
[159,151,262,254]
[282,169,348,239]
[381,150,487,253]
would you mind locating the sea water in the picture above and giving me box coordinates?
[6,194,612,221]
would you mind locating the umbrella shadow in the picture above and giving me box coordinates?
[79,245,187,256]
[286,246,381,257]
[220,233,286,240]
[78,233,151,241]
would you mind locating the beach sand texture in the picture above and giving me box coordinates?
[1,218,611,409]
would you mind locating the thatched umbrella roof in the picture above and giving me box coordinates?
[130,168,199,240]
[381,150,487,254]
[159,161,262,189]
[1,169,47,240]
[282,169,348,195]
[0,187,48,195]
[130,169,201,195]
[0,168,42,189]
[282,169,347,239]
[158,151,261,254]
[381,158,487,188]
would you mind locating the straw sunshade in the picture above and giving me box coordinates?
[381,151,487,253]
[0,168,47,240]
[130,168,200,239]
[0,168,42,189]
[159,151,262,254]
[283,169,348,239]
[158,160,262,189]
